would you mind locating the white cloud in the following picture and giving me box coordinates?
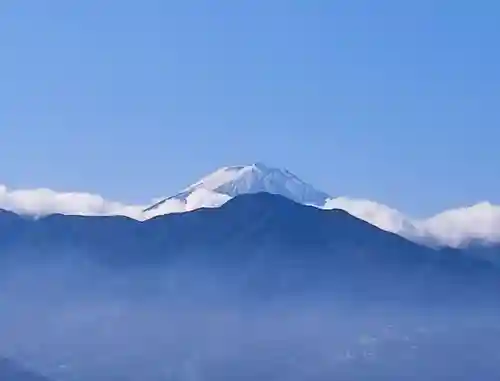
[0,185,144,219]
[323,197,500,247]
[1,184,500,249]
[419,202,500,247]
[323,197,419,236]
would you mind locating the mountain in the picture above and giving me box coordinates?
[1,193,498,305]
[0,358,51,381]
[2,193,500,380]
[140,163,500,249]
[143,163,331,218]
[139,162,425,243]
[2,164,500,249]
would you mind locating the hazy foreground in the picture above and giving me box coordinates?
[2,256,500,381]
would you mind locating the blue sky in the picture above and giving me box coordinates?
[1,1,498,216]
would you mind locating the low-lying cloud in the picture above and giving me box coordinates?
[2,183,500,247]
[0,185,144,219]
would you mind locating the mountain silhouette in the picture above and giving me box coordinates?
[0,193,498,305]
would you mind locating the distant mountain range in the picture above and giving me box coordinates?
[1,163,499,248]
[1,192,499,306]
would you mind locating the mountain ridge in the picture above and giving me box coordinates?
[1,192,498,306]
[2,163,500,248]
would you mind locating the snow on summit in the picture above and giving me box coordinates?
[143,163,331,218]
[2,163,500,248]
[141,163,423,242]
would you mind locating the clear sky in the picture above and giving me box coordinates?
[0,1,498,216]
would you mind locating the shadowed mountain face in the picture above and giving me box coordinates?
[0,193,446,258]
[0,358,50,381]
[3,194,500,380]
[0,193,498,305]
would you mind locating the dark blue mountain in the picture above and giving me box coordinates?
[0,193,435,264]
[0,193,498,304]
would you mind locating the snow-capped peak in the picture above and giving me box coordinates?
[143,163,331,217]
[2,165,500,249]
